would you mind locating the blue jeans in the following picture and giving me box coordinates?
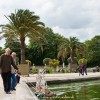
[82,67,87,75]
[10,73,17,90]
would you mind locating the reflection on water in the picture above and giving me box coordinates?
[48,80,100,100]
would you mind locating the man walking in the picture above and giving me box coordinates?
[0,48,18,94]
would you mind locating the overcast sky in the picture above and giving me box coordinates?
[0,0,100,47]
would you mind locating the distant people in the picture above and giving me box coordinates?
[0,48,18,94]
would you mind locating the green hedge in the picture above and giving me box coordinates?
[32,67,38,74]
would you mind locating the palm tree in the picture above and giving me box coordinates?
[68,37,79,63]
[58,37,87,72]
[57,43,68,68]
[0,9,47,63]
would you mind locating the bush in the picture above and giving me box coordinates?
[45,67,54,73]
[43,58,51,65]
[49,59,60,67]
[32,67,38,74]
[65,66,70,73]
[25,60,31,66]
[78,58,87,66]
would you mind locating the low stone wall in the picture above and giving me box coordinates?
[27,76,100,85]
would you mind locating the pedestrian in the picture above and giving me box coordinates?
[82,63,87,75]
[11,52,21,84]
[10,52,18,91]
[0,48,18,94]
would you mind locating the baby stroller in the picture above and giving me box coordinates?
[79,68,82,76]
[79,66,82,76]
[75,66,82,76]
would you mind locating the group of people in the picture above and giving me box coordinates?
[0,48,20,94]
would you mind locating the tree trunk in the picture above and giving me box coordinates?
[70,48,74,64]
[62,62,65,68]
[69,48,78,72]
[20,37,26,64]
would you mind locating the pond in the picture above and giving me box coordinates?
[48,80,100,100]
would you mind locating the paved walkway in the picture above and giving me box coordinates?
[0,76,38,100]
[0,72,100,100]
[26,72,100,82]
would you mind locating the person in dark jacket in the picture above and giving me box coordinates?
[0,48,18,94]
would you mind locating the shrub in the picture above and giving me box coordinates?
[45,67,54,73]
[78,58,87,66]
[25,60,31,66]
[65,66,70,73]
[49,59,60,67]
[32,67,38,74]
[43,58,51,65]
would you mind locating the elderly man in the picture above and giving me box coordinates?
[0,48,18,94]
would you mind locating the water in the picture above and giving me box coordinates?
[48,80,100,100]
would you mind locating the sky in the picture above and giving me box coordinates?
[0,0,100,48]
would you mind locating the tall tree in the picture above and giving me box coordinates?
[0,47,5,55]
[85,35,100,67]
[0,9,46,63]
[67,37,87,63]
[57,42,68,68]
[68,37,79,63]
[58,37,87,71]
[28,27,68,65]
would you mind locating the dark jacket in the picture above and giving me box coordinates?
[0,54,18,73]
